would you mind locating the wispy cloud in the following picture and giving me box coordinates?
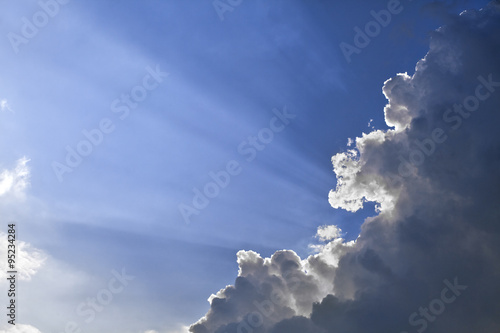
[0,157,30,198]
[0,99,13,113]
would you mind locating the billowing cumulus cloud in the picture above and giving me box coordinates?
[190,2,500,332]
[190,228,355,333]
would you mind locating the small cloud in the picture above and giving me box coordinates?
[0,99,13,113]
[347,137,354,146]
[316,225,342,242]
[0,157,30,198]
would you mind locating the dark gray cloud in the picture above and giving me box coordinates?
[190,2,500,332]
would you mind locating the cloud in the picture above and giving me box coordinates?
[0,157,30,198]
[0,232,46,281]
[0,324,42,333]
[190,2,500,332]
[315,225,342,242]
[0,159,43,282]
[190,236,355,332]
[0,99,12,113]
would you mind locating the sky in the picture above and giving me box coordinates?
[0,0,499,332]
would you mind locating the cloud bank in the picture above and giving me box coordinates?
[190,2,500,332]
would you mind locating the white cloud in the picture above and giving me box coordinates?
[0,99,12,113]
[315,225,342,242]
[328,133,400,214]
[0,232,46,281]
[0,324,42,333]
[0,157,30,198]
[191,234,356,333]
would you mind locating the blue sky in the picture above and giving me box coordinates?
[0,1,494,332]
